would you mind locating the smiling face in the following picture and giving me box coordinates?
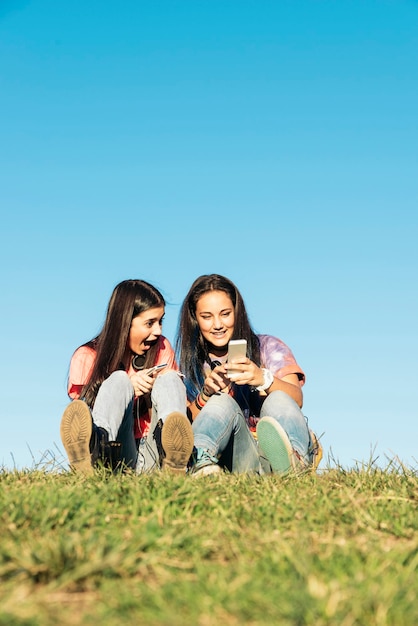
[195,290,235,355]
[128,306,165,355]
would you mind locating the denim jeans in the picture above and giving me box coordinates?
[193,393,262,473]
[92,369,187,473]
[192,390,312,474]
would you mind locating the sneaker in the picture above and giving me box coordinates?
[256,416,306,474]
[161,412,194,474]
[190,448,221,478]
[192,464,222,478]
[60,400,95,474]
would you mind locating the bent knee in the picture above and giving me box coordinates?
[104,370,133,392]
[262,390,301,416]
[207,392,238,411]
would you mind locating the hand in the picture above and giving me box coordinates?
[225,358,265,388]
[202,363,230,397]
[129,367,159,397]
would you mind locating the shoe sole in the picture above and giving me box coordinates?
[161,412,194,474]
[60,400,94,475]
[256,417,294,474]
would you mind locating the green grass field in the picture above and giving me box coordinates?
[1,459,417,626]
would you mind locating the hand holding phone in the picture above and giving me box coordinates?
[227,340,247,377]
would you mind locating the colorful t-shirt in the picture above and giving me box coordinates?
[67,336,178,439]
[258,334,305,385]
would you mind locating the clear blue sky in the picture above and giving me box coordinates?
[1,0,417,471]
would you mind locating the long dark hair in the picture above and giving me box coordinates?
[175,274,260,399]
[79,279,165,407]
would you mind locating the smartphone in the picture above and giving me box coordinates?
[227,339,247,376]
[148,363,168,374]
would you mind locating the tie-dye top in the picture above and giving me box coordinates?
[257,334,305,385]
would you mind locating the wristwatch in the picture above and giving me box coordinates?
[256,368,274,392]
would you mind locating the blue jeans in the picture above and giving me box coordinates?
[92,369,187,473]
[192,390,312,474]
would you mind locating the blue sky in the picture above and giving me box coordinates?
[1,0,417,471]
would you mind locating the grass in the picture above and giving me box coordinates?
[0,457,417,626]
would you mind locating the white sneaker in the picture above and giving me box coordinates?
[191,463,222,478]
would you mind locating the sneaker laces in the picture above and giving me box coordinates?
[192,448,219,471]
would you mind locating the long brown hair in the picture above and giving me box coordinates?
[79,279,165,407]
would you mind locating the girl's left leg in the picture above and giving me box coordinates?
[138,370,193,473]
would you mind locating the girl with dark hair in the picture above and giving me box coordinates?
[60,279,193,475]
[176,274,322,476]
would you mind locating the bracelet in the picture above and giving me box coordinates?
[256,368,274,392]
[194,393,207,411]
[200,387,211,401]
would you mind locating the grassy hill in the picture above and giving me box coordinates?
[0,460,417,625]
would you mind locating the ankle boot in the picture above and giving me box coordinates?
[102,440,123,470]
[90,424,122,470]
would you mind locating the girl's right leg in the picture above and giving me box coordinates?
[192,393,262,474]
[60,370,138,473]
[92,370,138,469]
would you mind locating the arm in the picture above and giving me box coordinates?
[187,399,201,422]
[225,359,303,408]
[262,372,303,407]
[225,332,305,408]
[128,336,179,398]
[187,362,231,421]
[68,346,96,399]
[253,333,305,407]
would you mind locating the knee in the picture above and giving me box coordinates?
[207,392,237,412]
[262,390,301,418]
[193,393,237,433]
[108,369,131,384]
[152,369,185,395]
[156,369,179,385]
[197,393,240,425]
[102,370,133,395]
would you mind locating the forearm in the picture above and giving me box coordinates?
[187,386,214,421]
[265,376,303,408]
[187,400,201,422]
